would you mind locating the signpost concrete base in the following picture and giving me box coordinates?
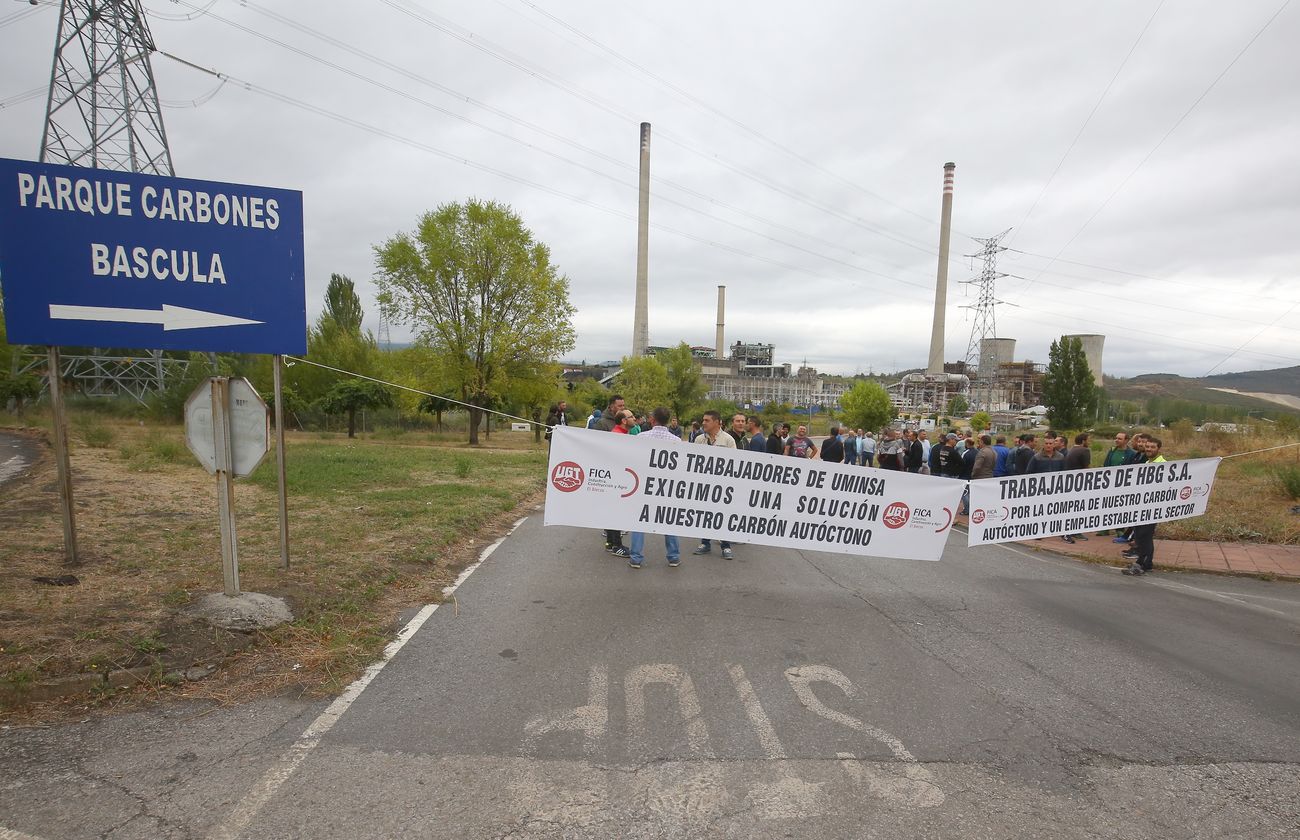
[191,592,293,632]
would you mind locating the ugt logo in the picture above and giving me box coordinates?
[971,509,986,524]
[882,501,910,529]
[550,461,585,492]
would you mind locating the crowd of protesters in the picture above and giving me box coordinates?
[553,395,1170,577]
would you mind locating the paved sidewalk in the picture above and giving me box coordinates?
[956,515,1300,580]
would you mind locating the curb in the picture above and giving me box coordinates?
[0,664,215,709]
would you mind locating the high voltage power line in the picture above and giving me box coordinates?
[7,1,1295,367]
[150,0,1300,335]
[153,49,1300,369]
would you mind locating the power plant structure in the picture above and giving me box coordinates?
[1064,334,1105,387]
[615,150,1103,421]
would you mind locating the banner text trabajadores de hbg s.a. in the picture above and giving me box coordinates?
[966,457,1222,546]
[543,427,965,562]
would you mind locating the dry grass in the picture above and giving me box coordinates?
[1151,429,1300,545]
[0,415,547,718]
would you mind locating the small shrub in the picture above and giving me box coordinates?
[148,436,186,463]
[80,423,116,448]
[454,455,472,478]
[1276,465,1300,500]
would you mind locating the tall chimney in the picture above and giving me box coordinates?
[631,122,651,357]
[715,285,726,358]
[927,162,956,375]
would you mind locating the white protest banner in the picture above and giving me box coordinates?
[966,457,1222,547]
[544,426,965,561]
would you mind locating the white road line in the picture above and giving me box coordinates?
[521,664,608,757]
[996,540,1293,619]
[208,516,529,840]
[784,665,914,762]
[726,663,788,759]
[625,664,715,758]
[1144,577,1289,617]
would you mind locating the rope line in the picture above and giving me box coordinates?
[284,354,1297,454]
[281,355,552,429]
[1221,441,1300,460]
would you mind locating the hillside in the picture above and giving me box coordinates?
[1106,366,1300,415]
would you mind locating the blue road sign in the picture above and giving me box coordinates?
[0,158,306,355]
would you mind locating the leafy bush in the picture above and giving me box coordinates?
[1276,465,1300,501]
[454,455,472,478]
[79,423,116,448]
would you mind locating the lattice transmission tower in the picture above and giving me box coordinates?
[961,228,1011,409]
[40,0,174,175]
[25,0,190,401]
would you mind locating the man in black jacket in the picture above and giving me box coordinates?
[904,429,924,473]
[821,426,844,463]
[1012,433,1037,475]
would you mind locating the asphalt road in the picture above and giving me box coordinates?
[0,430,42,487]
[2,512,1298,839]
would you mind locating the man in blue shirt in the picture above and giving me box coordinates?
[746,416,767,453]
[992,435,1011,477]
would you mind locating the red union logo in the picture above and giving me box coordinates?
[551,461,585,492]
[882,501,910,529]
[1179,485,1193,500]
[971,509,986,524]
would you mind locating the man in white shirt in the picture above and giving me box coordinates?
[691,410,735,559]
[627,407,684,569]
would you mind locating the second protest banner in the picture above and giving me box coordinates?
[966,457,1222,547]
[544,426,964,562]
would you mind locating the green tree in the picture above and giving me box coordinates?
[970,410,991,431]
[318,379,394,438]
[946,395,969,416]
[657,343,707,420]
[0,372,41,417]
[569,378,610,423]
[374,199,576,444]
[616,355,671,417]
[323,273,364,335]
[417,393,458,432]
[837,381,894,432]
[1043,336,1099,429]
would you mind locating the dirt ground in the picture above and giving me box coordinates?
[0,422,544,723]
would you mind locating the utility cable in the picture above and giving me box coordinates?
[1007,0,1167,248]
[1202,300,1300,377]
[377,0,949,260]
[1019,0,1292,293]
[282,355,551,429]
[165,0,935,279]
[508,0,941,232]
[154,51,1300,371]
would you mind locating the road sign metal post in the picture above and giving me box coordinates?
[46,346,79,566]
[273,355,290,569]
[211,377,241,596]
[185,376,270,595]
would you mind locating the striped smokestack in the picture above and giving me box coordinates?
[631,122,651,357]
[927,162,956,375]
[715,285,725,358]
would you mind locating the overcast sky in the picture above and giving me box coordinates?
[2,0,1298,378]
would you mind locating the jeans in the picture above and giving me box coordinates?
[860,453,874,467]
[699,538,731,551]
[630,531,679,566]
[1132,524,1156,571]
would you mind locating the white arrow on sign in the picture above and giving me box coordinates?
[49,304,263,331]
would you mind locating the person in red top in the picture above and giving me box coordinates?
[612,410,635,434]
